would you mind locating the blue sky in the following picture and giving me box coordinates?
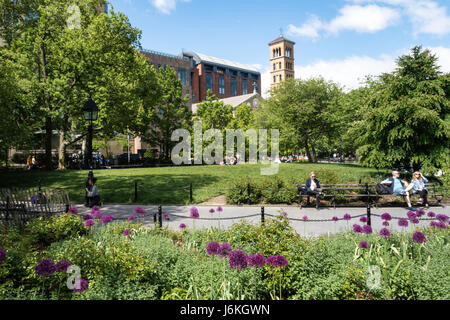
[109,0,450,94]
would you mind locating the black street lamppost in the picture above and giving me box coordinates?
[82,98,99,169]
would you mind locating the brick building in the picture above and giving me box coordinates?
[182,51,261,103]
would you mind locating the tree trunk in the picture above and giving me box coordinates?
[44,116,53,170]
[304,136,313,163]
[310,143,318,163]
[58,130,66,170]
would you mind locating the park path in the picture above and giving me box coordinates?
[74,203,449,237]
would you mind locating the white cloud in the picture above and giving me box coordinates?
[287,4,401,39]
[261,46,450,96]
[149,0,191,15]
[347,0,450,35]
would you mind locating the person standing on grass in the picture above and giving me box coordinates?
[26,155,32,170]
[305,171,323,209]
[411,171,429,208]
[85,170,94,206]
[380,170,416,211]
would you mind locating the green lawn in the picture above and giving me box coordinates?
[0,163,388,204]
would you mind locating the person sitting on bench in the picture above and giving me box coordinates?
[86,177,101,208]
[411,171,429,208]
[380,170,415,211]
[305,172,323,209]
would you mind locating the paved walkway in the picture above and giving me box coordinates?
[75,203,449,237]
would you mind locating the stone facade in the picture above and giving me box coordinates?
[269,36,295,88]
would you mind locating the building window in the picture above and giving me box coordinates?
[206,72,213,92]
[253,81,258,92]
[273,63,276,70]
[279,62,282,69]
[242,80,248,94]
[273,76,276,83]
[219,74,225,94]
[231,77,237,96]
[192,93,196,101]
[204,64,213,71]
[178,68,186,85]
[280,75,282,81]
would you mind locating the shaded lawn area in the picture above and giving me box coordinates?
[0,163,388,204]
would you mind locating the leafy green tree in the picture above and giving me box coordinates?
[194,90,233,131]
[1,0,160,169]
[254,77,343,162]
[229,103,254,130]
[141,66,191,160]
[356,46,450,172]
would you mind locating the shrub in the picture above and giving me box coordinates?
[226,178,262,204]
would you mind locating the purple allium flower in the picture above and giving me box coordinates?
[128,215,135,222]
[332,216,339,222]
[134,206,146,216]
[266,255,288,268]
[360,217,368,223]
[353,224,362,233]
[362,224,373,234]
[407,211,417,220]
[382,221,390,227]
[209,208,215,213]
[343,213,352,221]
[247,253,266,268]
[189,206,199,219]
[302,216,308,221]
[436,214,449,223]
[34,259,56,277]
[427,211,436,218]
[73,279,89,293]
[432,221,447,229]
[206,241,220,255]
[179,223,186,229]
[100,215,114,224]
[281,211,288,217]
[379,228,391,238]
[84,219,94,228]
[359,241,370,249]
[381,213,392,221]
[416,209,425,217]
[217,206,223,212]
[55,260,71,272]
[91,206,100,213]
[92,210,102,219]
[162,213,169,221]
[412,232,427,244]
[0,248,6,263]
[218,242,233,258]
[122,229,131,236]
[398,218,409,227]
[430,221,438,228]
[411,217,420,224]
[83,213,93,220]
[228,250,248,269]
[67,207,78,214]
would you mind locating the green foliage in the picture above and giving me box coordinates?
[226,178,262,204]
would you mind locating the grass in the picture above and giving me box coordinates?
[0,163,389,205]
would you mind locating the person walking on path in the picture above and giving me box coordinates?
[26,156,32,170]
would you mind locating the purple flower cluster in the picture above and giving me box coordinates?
[122,229,131,236]
[228,250,248,269]
[73,279,89,293]
[436,214,449,223]
[360,217,368,223]
[162,213,169,221]
[266,255,288,268]
[407,211,417,220]
[362,224,373,234]
[412,232,427,244]
[332,216,339,222]
[302,216,308,221]
[0,247,6,263]
[34,259,56,277]
[209,208,215,213]
[430,221,447,229]
[281,211,288,217]
[343,214,352,221]
[353,224,362,233]
[218,242,233,258]
[379,228,391,238]
[247,253,266,268]
[189,207,199,219]
[134,206,147,216]
[382,221,390,227]
[381,213,392,221]
[217,206,223,212]
[427,211,436,218]
[67,207,78,214]
[179,223,186,229]
[358,241,370,249]
[416,209,425,217]
[92,210,102,219]
[55,260,71,272]
[128,215,135,222]
[398,218,409,227]
[83,213,93,220]
[100,215,114,224]
[84,219,94,228]
[206,241,221,255]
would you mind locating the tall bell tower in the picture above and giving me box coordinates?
[269,34,295,88]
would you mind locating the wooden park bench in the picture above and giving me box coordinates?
[0,188,70,227]
[297,183,444,208]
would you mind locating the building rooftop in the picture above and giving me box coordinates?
[191,92,261,114]
[183,51,260,73]
[268,35,296,45]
